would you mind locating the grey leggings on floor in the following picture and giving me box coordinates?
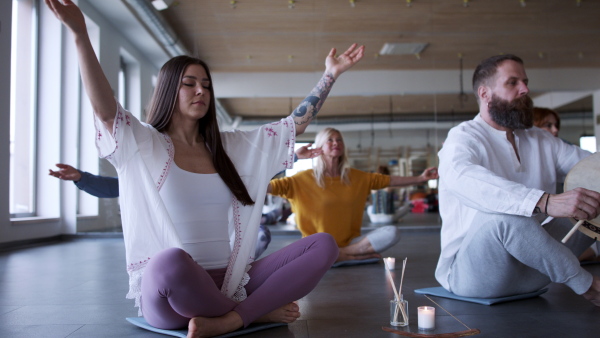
[351,225,401,253]
[140,232,338,329]
[448,213,594,298]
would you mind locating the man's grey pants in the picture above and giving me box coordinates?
[448,213,595,298]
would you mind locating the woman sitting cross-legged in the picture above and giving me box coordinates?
[268,128,438,263]
[45,1,365,336]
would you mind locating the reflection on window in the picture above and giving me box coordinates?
[118,56,127,109]
[580,135,597,153]
[10,0,37,217]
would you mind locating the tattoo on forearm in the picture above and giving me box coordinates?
[292,72,335,125]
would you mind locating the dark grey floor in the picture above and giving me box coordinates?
[1,213,600,338]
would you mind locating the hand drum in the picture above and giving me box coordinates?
[564,152,600,241]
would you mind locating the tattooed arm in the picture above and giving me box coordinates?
[292,44,365,136]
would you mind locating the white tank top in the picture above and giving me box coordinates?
[159,163,232,269]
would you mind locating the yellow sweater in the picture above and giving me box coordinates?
[270,168,390,247]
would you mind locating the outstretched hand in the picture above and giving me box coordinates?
[420,167,439,181]
[295,143,323,160]
[49,163,82,182]
[45,0,87,35]
[325,43,365,80]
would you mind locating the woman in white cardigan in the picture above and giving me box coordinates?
[45,1,364,336]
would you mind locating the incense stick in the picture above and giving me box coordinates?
[385,258,408,324]
[398,258,407,297]
[562,219,585,243]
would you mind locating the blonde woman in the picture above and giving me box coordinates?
[268,128,438,262]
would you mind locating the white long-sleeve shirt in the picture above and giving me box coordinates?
[435,114,590,289]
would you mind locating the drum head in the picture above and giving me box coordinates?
[564,152,600,240]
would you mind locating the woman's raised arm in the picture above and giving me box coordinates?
[291,44,364,136]
[45,0,116,133]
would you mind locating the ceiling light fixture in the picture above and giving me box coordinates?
[379,42,429,56]
[151,0,174,11]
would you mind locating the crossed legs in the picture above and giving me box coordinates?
[141,233,338,337]
[337,225,400,262]
[448,213,595,299]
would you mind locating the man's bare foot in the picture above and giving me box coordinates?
[187,311,243,338]
[336,238,381,262]
[582,276,600,307]
[256,302,301,323]
[579,247,600,262]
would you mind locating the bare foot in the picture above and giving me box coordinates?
[187,311,243,338]
[579,247,600,262]
[336,250,381,262]
[336,238,381,262]
[582,276,600,307]
[256,302,301,323]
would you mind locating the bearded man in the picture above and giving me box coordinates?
[435,54,600,305]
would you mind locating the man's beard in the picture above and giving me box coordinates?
[488,94,534,130]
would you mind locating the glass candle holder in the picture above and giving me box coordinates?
[390,297,409,326]
[384,257,396,270]
[417,306,435,330]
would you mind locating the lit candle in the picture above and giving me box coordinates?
[418,306,435,330]
[384,257,395,270]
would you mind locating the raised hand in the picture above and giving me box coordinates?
[420,167,439,181]
[49,163,82,182]
[325,43,365,80]
[296,143,323,160]
[45,0,87,35]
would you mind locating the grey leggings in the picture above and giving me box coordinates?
[448,213,594,298]
[140,232,338,329]
[351,225,401,253]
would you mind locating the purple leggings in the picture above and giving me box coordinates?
[140,232,338,329]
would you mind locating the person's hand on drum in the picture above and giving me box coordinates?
[545,187,600,221]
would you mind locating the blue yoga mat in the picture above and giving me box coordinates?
[331,257,380,268]
[126,317,287,338]
[414,286,548,305]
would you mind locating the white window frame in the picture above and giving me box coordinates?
[10,0,38,217]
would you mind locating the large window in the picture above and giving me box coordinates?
[10,0,37,217]
[580,135,597,153]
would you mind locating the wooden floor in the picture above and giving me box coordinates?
[1,212,600,337]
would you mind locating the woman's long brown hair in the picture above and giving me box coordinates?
[146,56,254,206]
